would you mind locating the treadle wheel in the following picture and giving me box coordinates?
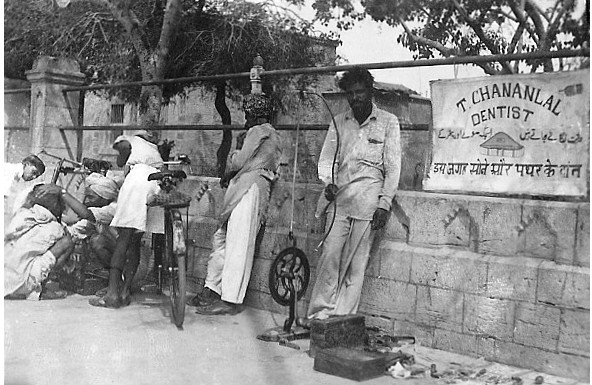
[269,247,310,306]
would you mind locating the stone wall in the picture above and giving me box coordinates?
[170,176,590,381]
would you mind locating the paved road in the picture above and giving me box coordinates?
[4,294,586,385]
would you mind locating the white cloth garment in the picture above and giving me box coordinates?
[110,164,163,234]
[306,214,374,319]
[307,102,401,319]
[4,204,64,297]
[110,135,164,233]
[204,184,260,304]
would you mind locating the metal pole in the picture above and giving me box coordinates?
[33,122,428,132]
[53,49,588,93]
[76,90,85,162]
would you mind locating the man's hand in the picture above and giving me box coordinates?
[324,183,339,202]
[220,170,239,188]
[371,208,389,230]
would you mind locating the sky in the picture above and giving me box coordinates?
[278,0,587,97]
[279,0,486,97]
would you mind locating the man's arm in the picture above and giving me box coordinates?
[227,125,269,172]
[34,184,96,222]
[317,120,339,185]
[377,114,402,212]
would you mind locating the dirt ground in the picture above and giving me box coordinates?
[4,294,588,385]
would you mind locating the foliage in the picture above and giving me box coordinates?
[303,0,590,74]
[4,0,335,101]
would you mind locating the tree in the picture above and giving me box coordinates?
[4,0,333,175]
[306,0,589,74]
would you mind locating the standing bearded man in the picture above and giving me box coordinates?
[305,67,401,323]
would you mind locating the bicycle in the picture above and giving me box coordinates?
[146,167,207,328]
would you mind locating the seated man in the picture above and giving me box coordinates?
[4,185,73,300]
[4,154,46,222]
[63,172,120,270]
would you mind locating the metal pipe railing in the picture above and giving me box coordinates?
[3,122,430,132]
[5,49,588,95]
[54,49,588,92]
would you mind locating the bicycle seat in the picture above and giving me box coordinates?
[148,170,187,181]
[147,190,192,208]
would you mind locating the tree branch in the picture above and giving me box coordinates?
[398,17,458,57]
[508,1,539,45]
[155,0,182,78]
[449,0,514,73]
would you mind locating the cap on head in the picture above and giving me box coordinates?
[242,94,273,119]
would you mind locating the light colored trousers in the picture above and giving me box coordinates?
[307,214,375,320]
[205,184,260,304]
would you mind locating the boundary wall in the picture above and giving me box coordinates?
[172,177,590,381]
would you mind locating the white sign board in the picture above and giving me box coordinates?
[423,69,590,197]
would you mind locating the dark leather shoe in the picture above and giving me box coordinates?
[195,300,238,315]
[188,287,221,307]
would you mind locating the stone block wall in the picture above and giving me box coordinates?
[168,177,589,381]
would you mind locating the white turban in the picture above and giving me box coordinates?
[85,173,119,201]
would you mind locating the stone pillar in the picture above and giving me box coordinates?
[25,56,85,161]
[250,54,264,94]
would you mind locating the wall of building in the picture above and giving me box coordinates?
[4,57,588,381]
[167,176,589,381]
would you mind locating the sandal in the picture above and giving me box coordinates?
[95,287,108,297]
[40,289,68,300]
[120,296,132,307]
[89,296,122,309]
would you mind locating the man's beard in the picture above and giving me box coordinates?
[351,101,370,116]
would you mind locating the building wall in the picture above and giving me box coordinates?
[166,176,590,382]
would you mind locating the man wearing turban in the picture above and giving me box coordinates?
[5,185,73,300]
[191,93,282,315]
[64,173,121,273]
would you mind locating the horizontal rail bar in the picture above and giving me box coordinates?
[55,49,588,92]
[4,89,32,94]
[3,122,428,131]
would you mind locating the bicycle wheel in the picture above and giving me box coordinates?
[169,210,187,327]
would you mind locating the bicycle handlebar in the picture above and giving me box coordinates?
[148,170,187,181]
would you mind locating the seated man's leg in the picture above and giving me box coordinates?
[50,233,75,268]
[89,233,116,268]
[23,234,74,300]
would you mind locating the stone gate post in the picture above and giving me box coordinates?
[25,56,85,162]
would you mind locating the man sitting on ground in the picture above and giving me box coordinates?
[4,185,73,300]
[63,172,121,270]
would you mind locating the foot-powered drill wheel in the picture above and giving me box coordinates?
[269,247,310,307]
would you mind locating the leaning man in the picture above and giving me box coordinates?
[306,67,401,322]
[193,93,282,315]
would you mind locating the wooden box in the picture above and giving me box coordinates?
[309,315,366,357]
[313,347,386,381]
